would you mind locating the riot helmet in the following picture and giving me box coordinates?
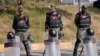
[49,29,57,37]
[7,32,15,39]
[86,28,95,35]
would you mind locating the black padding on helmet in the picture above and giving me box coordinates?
[7,32,15,39]
[81,5,87,9]
[86,28,94,35]
[49,29,57,37]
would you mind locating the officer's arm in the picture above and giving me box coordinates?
[45,13,49,31]
[26,16,30,29]
[88,13,91,26]
[12,16,16,30]
[74,13,79,27]
[58,13,63,31]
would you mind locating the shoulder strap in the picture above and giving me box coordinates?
[23,15,28,21]
[15,15,19,20]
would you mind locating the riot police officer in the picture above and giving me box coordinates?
[12,6,31,56]
[73,5,91,56]
[45,5,63,39]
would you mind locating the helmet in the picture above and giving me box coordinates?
[49,29,57,37]
[81,5,87,9]
[18,6,24,12]
[86,28,95,35]
[7,32,15,39]
[50,5,56,9]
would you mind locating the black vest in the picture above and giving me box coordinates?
[14,15,29,31]
[48,13,61,28]
[77,12,91,28]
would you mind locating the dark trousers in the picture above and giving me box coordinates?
[15,32,31,56]
[73,28,87,56]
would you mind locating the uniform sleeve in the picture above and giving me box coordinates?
[74,13,80,27]
[45,13,49,30]
[12,16,17,30]
[58,13,63,31]
[25,15,30,29]
[26,16,30,29]
[88,13,91,26]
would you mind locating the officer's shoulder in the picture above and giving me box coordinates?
[14,15,18,18]
[76,12,81,15]
[86,12,90,15]
[46,12,51,15]
[57,12,61,17]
